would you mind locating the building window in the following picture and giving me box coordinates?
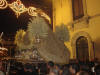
[76,36,89,61]
[72,0,84,20]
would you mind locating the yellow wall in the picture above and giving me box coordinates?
[71,0,100,60]
[53,0,73,58]
[53,0,100,60]
[53,0,73,28]
[86,0,100,41]
[86,0,100,16]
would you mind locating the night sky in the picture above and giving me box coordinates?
[0,0,52,34]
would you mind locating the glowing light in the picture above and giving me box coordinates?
[9,0,27,18]
[41,12,51,24]
[28,7,37,16]
[0,47,8,51]
[0,0,51,23]
[0,0,8,9]
[0,32,3,42]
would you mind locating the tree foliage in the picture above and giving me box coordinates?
[55,24,70,42]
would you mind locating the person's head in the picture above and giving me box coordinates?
[47,61,54,69]
[49,68,59,75]
[16,62,23,70]
[80,63,90,72]
[54,64,60,70]
[76,71,89,75]
[0,60,3,70]
[24,63,33,72]
[69,63,80,74]
[62,67,71,75]
[95,65,100,75]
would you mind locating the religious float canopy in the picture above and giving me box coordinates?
[0,0,70,64]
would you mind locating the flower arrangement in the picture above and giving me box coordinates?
[15,29,34,50]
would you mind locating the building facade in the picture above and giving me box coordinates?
[53,0,100,61]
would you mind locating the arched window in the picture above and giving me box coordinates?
[76,36,89,61]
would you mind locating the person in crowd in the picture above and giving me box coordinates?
[38,63,47,75]
[47,61,54,74]
[54,64,61,75]
[79,62,93,75]
[16,62,24,75]
[94,65,100,75]
[23,63,34,75]
[0,60,5,75]
[69,63,80,75]
[62,66,71,75]
[76,71,89,75]
[49,68,59,75]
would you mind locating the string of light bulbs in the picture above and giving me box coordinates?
[0,0,8,9]
[0,0,51,23]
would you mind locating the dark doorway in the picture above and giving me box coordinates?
[76,36,89,61]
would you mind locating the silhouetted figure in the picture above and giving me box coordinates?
[76,71,89,75]
[95,65,100,75]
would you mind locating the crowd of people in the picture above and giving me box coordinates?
[0,59,100,75]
